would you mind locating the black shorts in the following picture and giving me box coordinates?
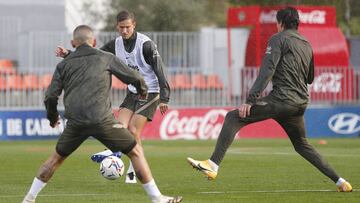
[120,91,160,121]
[55,121,136,157]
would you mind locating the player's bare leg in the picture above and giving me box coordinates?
[22,152,66,203]
[127,144,182,203]
[117,107,133,128]
[128,114,148,146]
[126,114,148,183]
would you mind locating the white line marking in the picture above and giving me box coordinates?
[228,149,360,157]
[198,189,358,194]
[0,193,112,198]
[229,151,296,156]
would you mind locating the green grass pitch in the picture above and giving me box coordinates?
[0,138,359,203]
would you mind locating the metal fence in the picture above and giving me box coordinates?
[1,30,359,108]
[0,16,21,60]
[0,66,359,109]
[15,31,201,73]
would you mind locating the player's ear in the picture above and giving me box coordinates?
[92,39,97,47]
[71,40,76,48]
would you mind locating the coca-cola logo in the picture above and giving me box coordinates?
[260,10,277,24]
[310,72,343,93]
[299,10,326,24]
[238,11,246,22]
[259,10,326,24]
[160,109,228,140]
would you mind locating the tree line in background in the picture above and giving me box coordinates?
[84,0,360,36]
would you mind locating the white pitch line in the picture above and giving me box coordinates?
[229,151,296,156]
[198,189,358,194]
[228,150,360,157]
[0,193,112,198]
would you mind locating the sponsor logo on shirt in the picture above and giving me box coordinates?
[153,49,160,57]
[265,46,272,54]
[128,64,139,72]
[113,123,124,129]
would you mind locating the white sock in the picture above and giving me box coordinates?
[127,161,135,174]
[27,177,47,198]
[142,179,162,199]
[336,177,346,186]
[208,159,219,172]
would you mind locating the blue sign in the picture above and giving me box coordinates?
[304,106,360,138]
[0,110,65,140]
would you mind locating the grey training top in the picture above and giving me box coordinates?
[44,44,147,126]
[246,29,314,106]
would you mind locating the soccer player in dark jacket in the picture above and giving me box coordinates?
[23,25,182,203]
[187,7,352,192]
[56,10,170,184]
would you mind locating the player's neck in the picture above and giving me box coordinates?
[123,32,137,52]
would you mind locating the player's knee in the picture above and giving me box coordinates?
[128,144,144,158]
[225,110,238,122]
[128,125,137,136]
[293,142,310,154]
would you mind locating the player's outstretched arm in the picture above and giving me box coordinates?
[55,46,70,58]
[109,56,148,96]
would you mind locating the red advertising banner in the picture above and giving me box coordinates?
[228,6,336,27]
[239,67,355,102]
[310,68,354,101]
[114,108,288,140]
[227,5,349,67]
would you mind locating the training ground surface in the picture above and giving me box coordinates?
[0,138,359,203]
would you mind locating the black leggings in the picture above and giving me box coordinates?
[210,97,340,182]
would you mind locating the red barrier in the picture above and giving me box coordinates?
[115,108,287,140]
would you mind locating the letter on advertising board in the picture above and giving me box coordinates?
[7,119,23,136]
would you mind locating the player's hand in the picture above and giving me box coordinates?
[50,116,60,128]
[159,103,168,115]
[55,46,69,58]
[238,103,252,118]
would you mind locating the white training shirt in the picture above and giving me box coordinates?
[115,32,160,94]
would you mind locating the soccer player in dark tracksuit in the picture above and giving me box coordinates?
[56,11,171,183]
[187,7,352,192]
[23,25,182,203]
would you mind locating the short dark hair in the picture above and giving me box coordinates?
[276,7,299,30]
[73,25,94,43]
[116,10,136,23]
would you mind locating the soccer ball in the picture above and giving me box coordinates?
[99,156,125,180]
